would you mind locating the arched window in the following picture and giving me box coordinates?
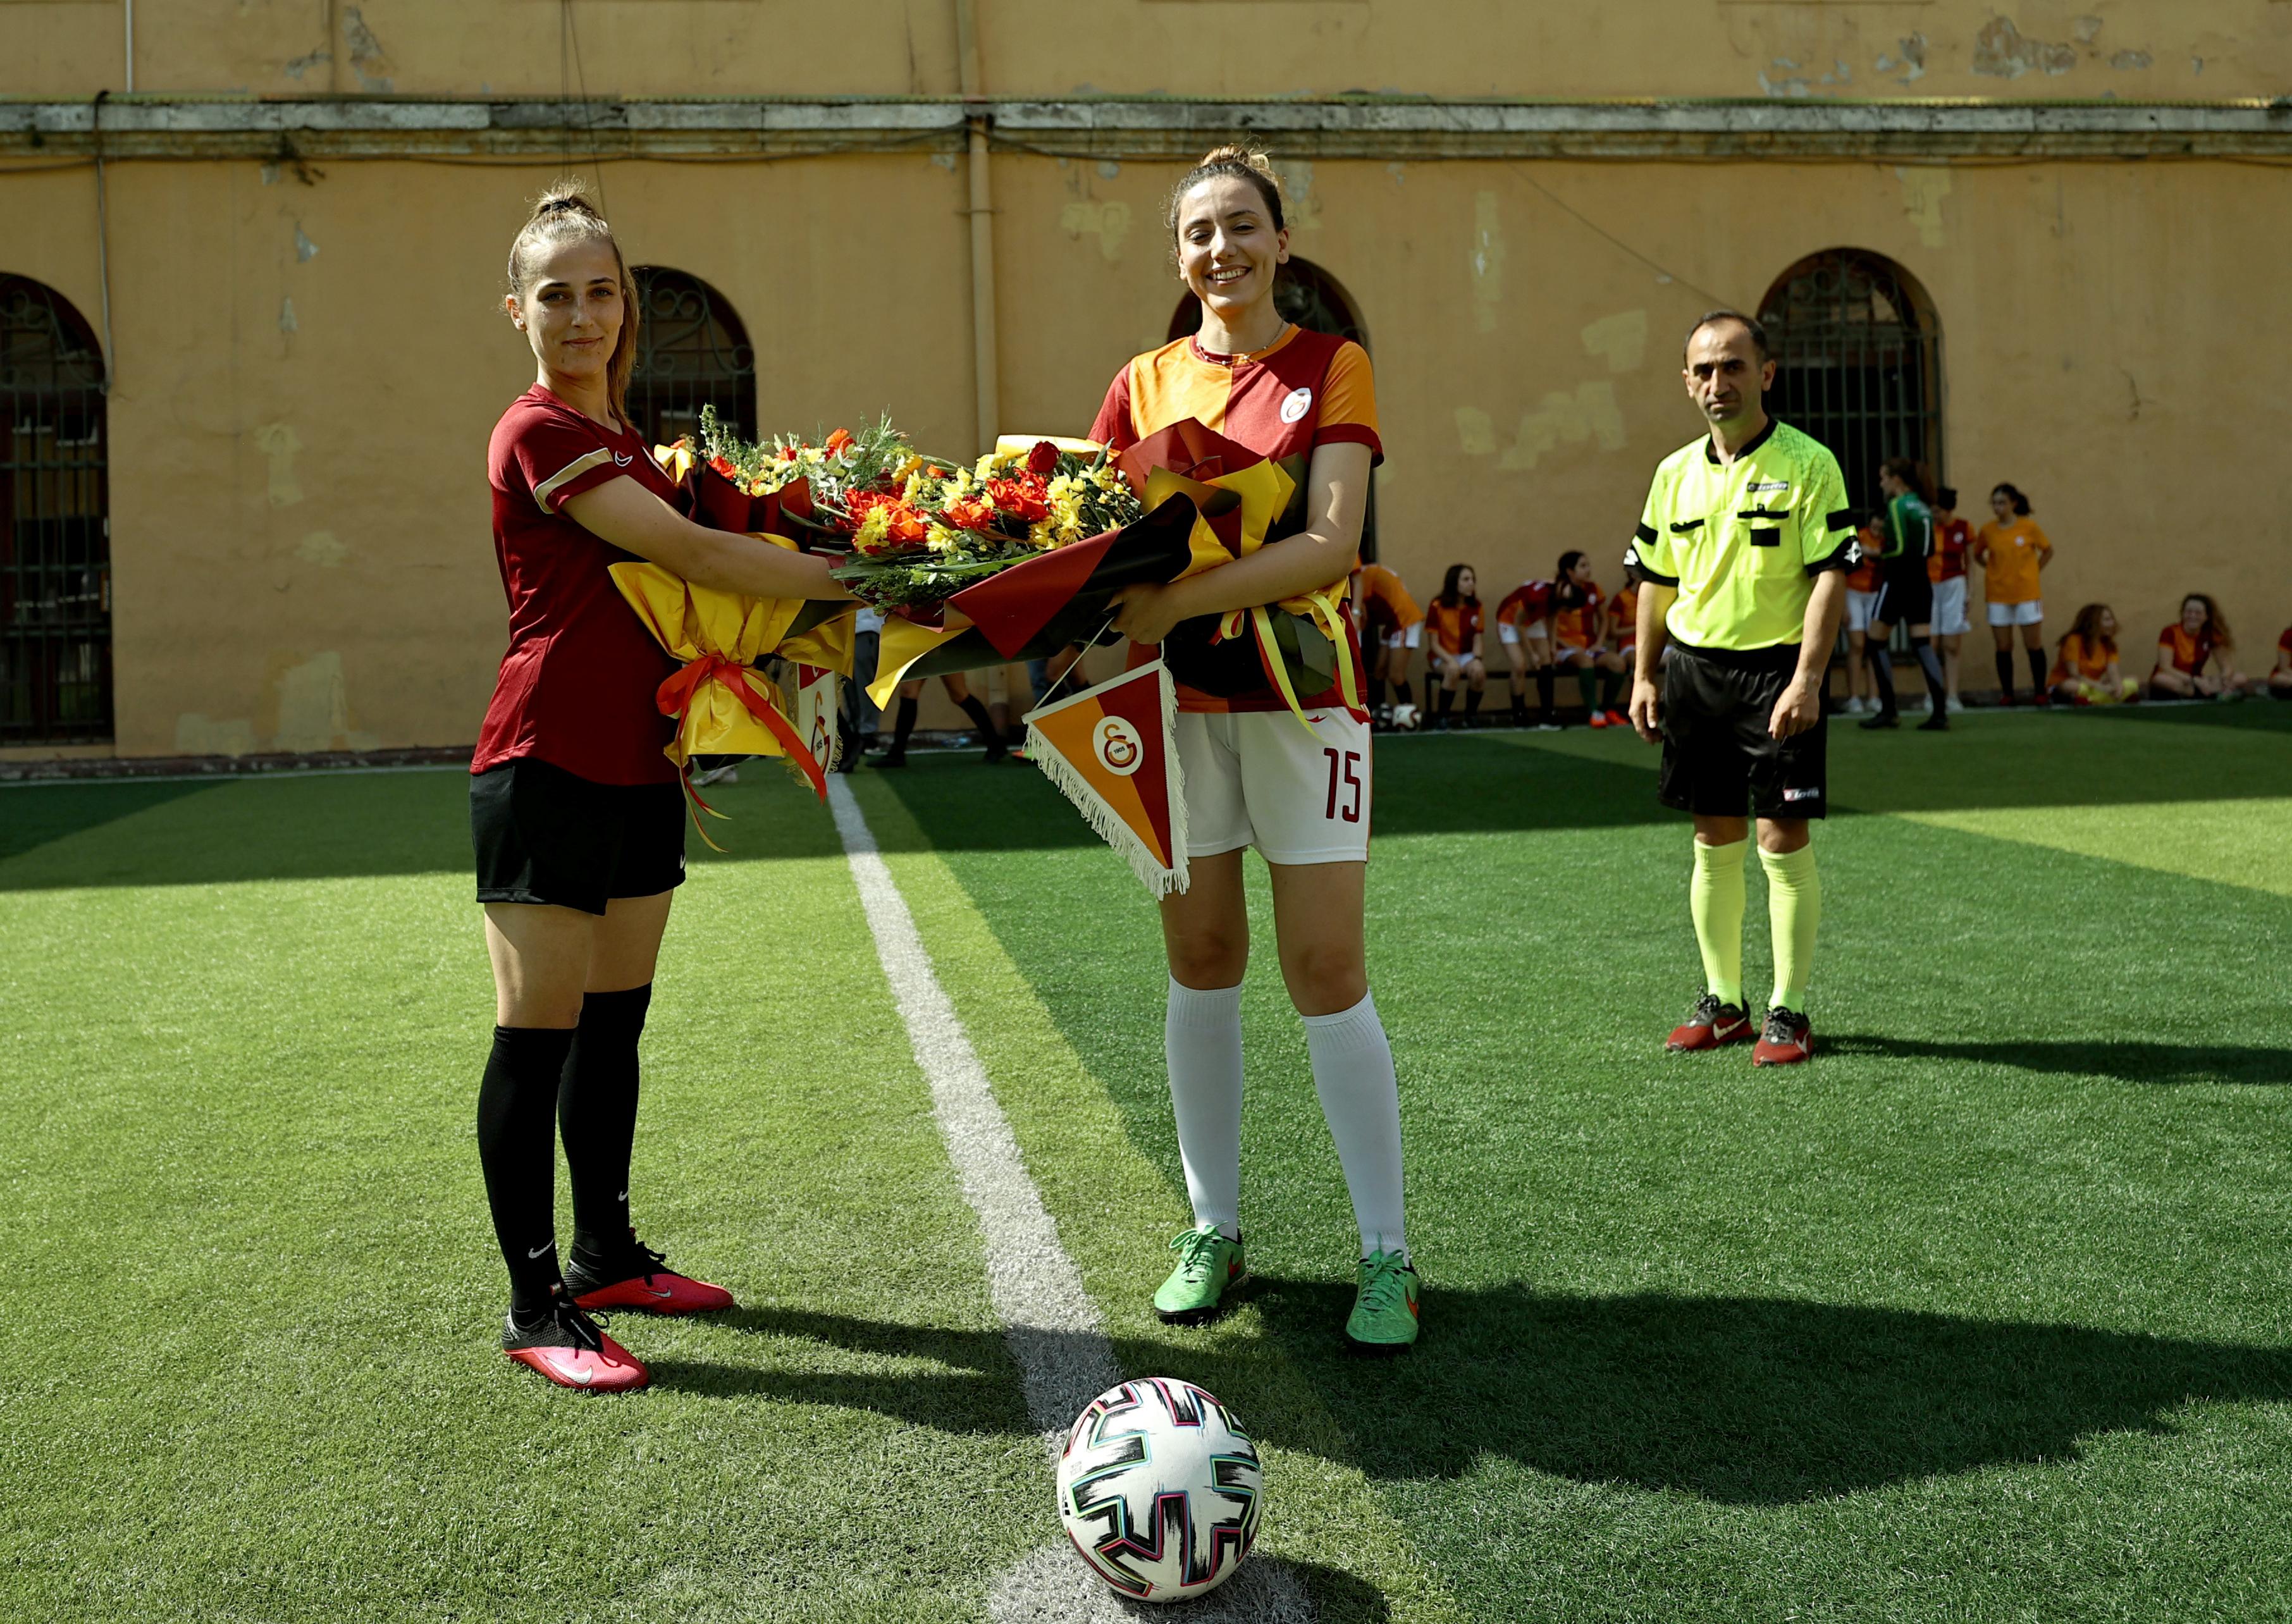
[0,275,110,745]
[1167,258,1381,560]
[627,268,756,450]
[1756,250,1944,515]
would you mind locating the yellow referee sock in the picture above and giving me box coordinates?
[1689,837,1747,1008]
[1758,842,1820,1012]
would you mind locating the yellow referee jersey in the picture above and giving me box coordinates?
[1623,419,1859,653]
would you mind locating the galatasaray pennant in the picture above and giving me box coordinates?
[470,182,851,1391]
[1088,145,1418,1351]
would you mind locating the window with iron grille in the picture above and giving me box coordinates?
[1168,257,1381,562]
[1757,249,1945,518]
[0,275,111,746]
[627,267,756,451]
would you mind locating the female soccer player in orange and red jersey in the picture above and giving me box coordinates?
[1424,563,1487,729]
[2150,593,2262,699]
[1550,550,1629,726]
[2049,603,2139,704]
[1087,146,1416,1350]
[1927,486,1974,712]
[1494,575,1555,727]
[473,184,851,1391]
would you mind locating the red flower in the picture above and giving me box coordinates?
[824,428,856,458]
[846,490,930,551]
[708,455,739,479]
[984,474,1050,523]
[1026,440,1060,477]
[943,493,999,532]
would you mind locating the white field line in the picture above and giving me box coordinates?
[827,778,1312,1623]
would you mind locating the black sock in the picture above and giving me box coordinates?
[957,694,999,741]
[1577,671,1599,714]
[1465,689,1482,717]
[892,696,918,751]
[477,1025,577,1312]
[1867,644,1898,714]
[1600,668,1625,710]
[1436,686,1455,718]
[1367,677,1386,711]
[1391,679,1413,708]
[1995,649,2015,701]
[1510,689,1527,721]
[1914,642,1948,706]
[560,985,651,1265]
[1536,668,1555,720]
[2026,647,2047,695]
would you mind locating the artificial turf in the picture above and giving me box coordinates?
[3,704,2288,1621]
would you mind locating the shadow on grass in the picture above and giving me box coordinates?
[646,1296,2292,1507]
[1825,1034,2290,1085]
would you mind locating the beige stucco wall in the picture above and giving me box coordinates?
[4,141,2289,755]
[8,1,2291,101]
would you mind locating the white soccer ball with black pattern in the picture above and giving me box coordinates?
[1056,1377,1264,1604]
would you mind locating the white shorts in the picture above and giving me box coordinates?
[1176,708,1371,866]
[1391,624,1419,650]
[1496,622,1518,646]
[1553,644,1601,667]
[1930,576,1971,636]
[1988,598,2044,628]
[1845,589,1879,633]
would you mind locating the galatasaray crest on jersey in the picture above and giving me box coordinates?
[1024,661,1188,897]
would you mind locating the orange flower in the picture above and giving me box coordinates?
[984,474,1050,523]
[943,493,999,532]
[824,428,856,457]
[708,455,739,479]
[846,490,931,551]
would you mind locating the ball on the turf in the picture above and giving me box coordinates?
[1390,701,1419,732]
[1056,1377,1264,1604]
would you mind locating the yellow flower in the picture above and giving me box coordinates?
[853,507,891,552]
[925,523,963,554]
[1027,520,1059,550]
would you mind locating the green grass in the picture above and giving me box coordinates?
[4,705,2290,1621]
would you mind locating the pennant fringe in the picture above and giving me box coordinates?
[1025,664,1190,899]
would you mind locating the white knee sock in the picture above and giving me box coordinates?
[1302,991,1408,1259]
[1164,978,1243,1240]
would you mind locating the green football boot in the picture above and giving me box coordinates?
[1153,1223,1247,1324]
[1345,1250,1420,1353]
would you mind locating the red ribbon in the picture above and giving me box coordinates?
[655,654,829,816]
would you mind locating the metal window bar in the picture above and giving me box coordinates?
[1759,252,1944,665]
[0,276,112,746]
[627,267,758,452]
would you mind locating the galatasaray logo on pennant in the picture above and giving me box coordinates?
[1024,661,1189,897]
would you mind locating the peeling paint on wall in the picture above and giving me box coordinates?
[282,48,330,82]
[278,297,297,335]
[1459,384,1625,471]
[175,714,256,757]
[270,651,376,752]
[1581,310,1648,373]
[294,225,318,262]
[252,423,305,507]
[2111,51,2153,70]
[296,531,347,567]
[1895,166,1952,249]
[1057,200,1130,262]
[1972,18,2079,78]
[1470,191,1504,334]
[1874,34,1928,85]
[1272,157,1321,232]
[342,6,393,94]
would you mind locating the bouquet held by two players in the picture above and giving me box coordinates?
[615,405,1357,890]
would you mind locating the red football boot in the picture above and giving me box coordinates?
[1752,1006,1814,1066]
[566,1236,736,1315]
[1667,993,1753,1052]
[503,1286,648,1393]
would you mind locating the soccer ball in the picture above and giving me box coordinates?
[1390,701,1420,732]
[1056,1378,1264,1604]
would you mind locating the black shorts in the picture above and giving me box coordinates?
[471,758,687,915]
[1869,567,1933,631]
[1657,642,1828,820]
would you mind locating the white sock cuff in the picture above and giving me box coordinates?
[1167,977,1243,1028]
[1300,989,1381,1042]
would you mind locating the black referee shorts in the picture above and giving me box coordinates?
[472,757,687,916]
[1657,641,1828,821]
[1869,565,1933,631]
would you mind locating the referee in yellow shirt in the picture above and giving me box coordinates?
[1624,311,1859,1066]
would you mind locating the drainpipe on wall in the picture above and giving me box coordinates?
[122,0,134,90]
[953,0,998,453]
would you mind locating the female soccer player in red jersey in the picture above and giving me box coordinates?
[1551,550,1629,726]
[2149,593,2263,699]
[471,184,853,1391]
[1087,147,1417,1350]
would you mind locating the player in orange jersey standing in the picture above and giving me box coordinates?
[1087,147,1416,1351]
[1972,483,2053,704]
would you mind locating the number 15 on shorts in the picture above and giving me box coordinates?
[1322,747,1364,823]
